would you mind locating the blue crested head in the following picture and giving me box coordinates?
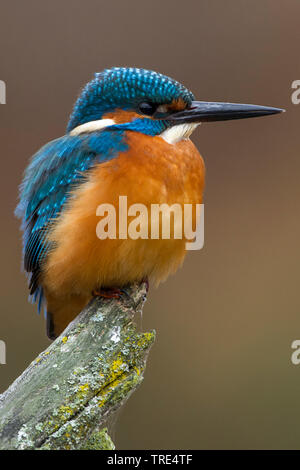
[67,67,282,138]
[67,67,194,133]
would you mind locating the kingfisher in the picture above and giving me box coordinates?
[15,67,283,339]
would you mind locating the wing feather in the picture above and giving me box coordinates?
[15,129,127,311]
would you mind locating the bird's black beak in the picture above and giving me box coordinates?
[167,101,284,124]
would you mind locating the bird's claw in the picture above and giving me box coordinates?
[92,287,131,300]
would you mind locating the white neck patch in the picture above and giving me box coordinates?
[70,118,116,136]
[160,123,199,144]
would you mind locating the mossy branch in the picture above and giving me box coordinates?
[0,282,154,450]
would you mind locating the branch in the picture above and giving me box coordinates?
[0,282,154,450]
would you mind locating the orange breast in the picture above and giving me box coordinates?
[42,132,205,298]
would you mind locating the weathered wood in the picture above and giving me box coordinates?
[0,282,154,450]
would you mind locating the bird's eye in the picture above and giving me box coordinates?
[138,102,158,116]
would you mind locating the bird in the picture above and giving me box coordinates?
[15,67,283,340]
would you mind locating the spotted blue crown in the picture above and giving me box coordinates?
[67,67,194,132]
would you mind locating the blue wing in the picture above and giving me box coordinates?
[15,129,128,312]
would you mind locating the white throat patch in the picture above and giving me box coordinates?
[160,123,199,144]
[70,118,116,136]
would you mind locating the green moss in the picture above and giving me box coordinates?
[81,428,115,450]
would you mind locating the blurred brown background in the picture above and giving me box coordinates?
[0,0,300,449]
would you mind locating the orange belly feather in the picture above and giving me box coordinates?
[42,132,205,336]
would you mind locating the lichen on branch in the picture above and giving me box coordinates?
[0,282,154,450]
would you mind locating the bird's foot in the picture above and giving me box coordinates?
[92,287,130,300]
